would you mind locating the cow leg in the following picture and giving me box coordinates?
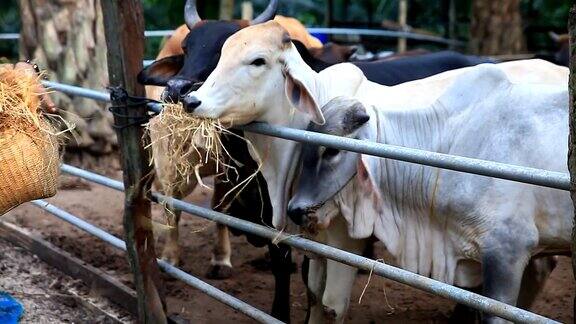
[448,256,555,324]
[307,216,366,324]
[481,241,534,324]
[160,192,185,265]
[206,223,233,279]
[268,243,292,323]
[517,256,557,309]
[306,256,327,324]
[322,220,366,323]
[449,286,482,324]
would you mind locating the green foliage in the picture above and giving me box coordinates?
[0,0,19,59]
[0,0,574,60]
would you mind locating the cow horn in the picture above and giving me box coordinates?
[548,31,560,42]
[185,0,201,30]
[251,0,279,24]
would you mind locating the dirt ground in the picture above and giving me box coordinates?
[0,238,132,323]
[1,167,574,323]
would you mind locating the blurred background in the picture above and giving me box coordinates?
[1,0,572,59]
[0,0,571,163]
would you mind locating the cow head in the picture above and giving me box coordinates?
[182,21,325,126]
[308,43,358,65]
[137,0,279,102]
[287,97,377,232]
[549,32,569,67]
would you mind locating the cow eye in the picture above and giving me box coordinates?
[250,58,266,67]
[323,148,339,159]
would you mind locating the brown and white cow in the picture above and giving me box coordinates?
[140,1,334,321]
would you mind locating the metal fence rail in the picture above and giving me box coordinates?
[239,123,570,191]
[1,29,461,46]
[46,81,570,191]
[59,164,559,324]
[30,199,282,324]
[0,33,18,40]
[141,28,463,46]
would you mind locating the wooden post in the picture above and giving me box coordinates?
[448,0,456,50]
[397,0,408,53]
[325,0,333,27]
[100,1,167,323]
[220,0,235,20]
[241,1,253,20]
[569,5,576,318]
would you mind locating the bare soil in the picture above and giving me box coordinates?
[1,168,574,323]
[0,238,133,323]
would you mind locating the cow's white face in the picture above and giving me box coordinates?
[183,21,325,126]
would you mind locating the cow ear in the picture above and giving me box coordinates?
[283,50,325,125]
[343,100,370,135]
[137,55,184,86]
[356,155,382,211]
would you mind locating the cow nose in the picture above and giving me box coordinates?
[182,96,202,113]
[287,203,307,226]
[164,79,194,103]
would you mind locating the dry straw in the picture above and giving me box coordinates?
[146,103,262,209]
[0,64,63,215]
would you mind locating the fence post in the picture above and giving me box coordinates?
[100,0,167,323]
[397,0,408,53]
[241,1,254,20]
[568,4,576,318]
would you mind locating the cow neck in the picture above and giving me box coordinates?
[245,70,322,230]
[375,101,449,214]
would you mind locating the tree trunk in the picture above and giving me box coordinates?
[567,4,576,318]
[219,0,234,20]
[18,0,116,159]
[470,0,525,55]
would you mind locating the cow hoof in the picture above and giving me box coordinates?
[206,264,233,279]
[323,306,338,323]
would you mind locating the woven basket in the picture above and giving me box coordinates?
[0,128,59,215]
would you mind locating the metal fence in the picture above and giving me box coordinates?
[28,79,565,323]
[0,27,462,45]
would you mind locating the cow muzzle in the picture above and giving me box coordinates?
[162,79,204,103]
[182,95,202,113]
[287,201,321,234]
[287,203,307,226]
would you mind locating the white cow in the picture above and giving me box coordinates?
[289,83,569,322]
[183,21,569,323]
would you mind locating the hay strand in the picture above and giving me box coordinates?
[146,103,263,206]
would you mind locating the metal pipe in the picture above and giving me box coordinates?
[60,164,558,323]
[45,80,569,190]
[60,164,124,191]
[3,29,461,45]
[0,33,19,40]
[31,200,126,250]
[31,199,283,324]
[42,81,111,103]
[140,29,462,45]
[238,123,570,191]
[41,81,164,113]
[307,27,464,46]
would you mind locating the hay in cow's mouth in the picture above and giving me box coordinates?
[146,103,263,208]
